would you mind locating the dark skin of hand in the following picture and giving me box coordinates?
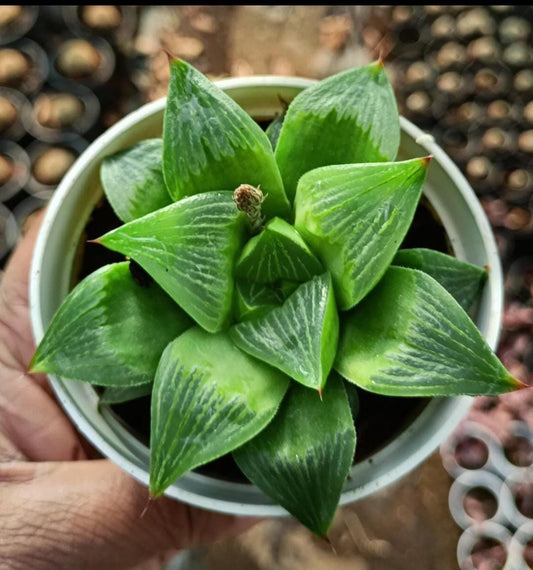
[0,211,257,569]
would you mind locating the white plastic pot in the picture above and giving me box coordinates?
[30,76,503,517]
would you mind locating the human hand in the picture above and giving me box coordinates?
[0,211,256,570]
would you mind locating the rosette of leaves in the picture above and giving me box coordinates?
[31,59,525,537]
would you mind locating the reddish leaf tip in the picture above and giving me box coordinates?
[421,155,433,166]
[376,53,386,68]
[163,48,177,63]
[320,533,337,551]
[318,387,323,401]
[87,237,102,245]
[512,376,530,391]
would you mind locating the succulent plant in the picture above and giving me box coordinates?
[31,59,525,536]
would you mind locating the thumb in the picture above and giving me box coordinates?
[0,459,258,570]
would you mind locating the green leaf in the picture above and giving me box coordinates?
[234,280,280,321]
[230,273,339,391]
[235,217,323,284]
[150,327,289,495]
[392,248,487,312]
[98,192,246,333]
[234,375,356,536]
[294,158,429,311]
[265,113,284,150]
[275,61,400,201]
[100,139,172,223]
[234,279,300,322]
[163,59,291,220]
[335,266,523,397]
[344,380,360,421]
[277,280,300,299]
[99,383,152,405]
[30,263,192,386]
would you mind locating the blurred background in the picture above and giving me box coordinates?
[1,5,532,569]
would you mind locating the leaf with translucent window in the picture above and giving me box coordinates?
[163,58,290,220]
[275,61,400,200]
[231,273,338,391]
[30,262,192,386]
[234,375,355,536]
[335,266,523,396]
[294,158,429,311]
[98,192,246,333]
[150,328,289,495]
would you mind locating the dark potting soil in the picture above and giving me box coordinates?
[79,194,449,484]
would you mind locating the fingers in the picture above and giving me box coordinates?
[1,207,45,308]
[0,368,88,462]
[0,207,46,369]
[0,460,258,570]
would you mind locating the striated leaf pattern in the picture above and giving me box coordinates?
[163,59,290,220]
[234,280,280,322]
[150,328,289,495]
[234,375,356,536]
[100,139,171,223]
[393,248,487,312]
[275,62,400,200]
[294,159,429,310]
[98,192,246,333]
[235,217,323,284]
[30,263,192,386]
[335,266,523,396]
[231,273,338,391]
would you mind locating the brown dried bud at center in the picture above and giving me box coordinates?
[233,184,265,233]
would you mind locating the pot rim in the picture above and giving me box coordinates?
[29,75,502,516]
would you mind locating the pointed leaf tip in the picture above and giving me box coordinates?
[512,377,530,390]
[163,48,176,63]
[421,155,433,166]
[27,362,41,375]
[86,237,102,245]
[28,350,46,374]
